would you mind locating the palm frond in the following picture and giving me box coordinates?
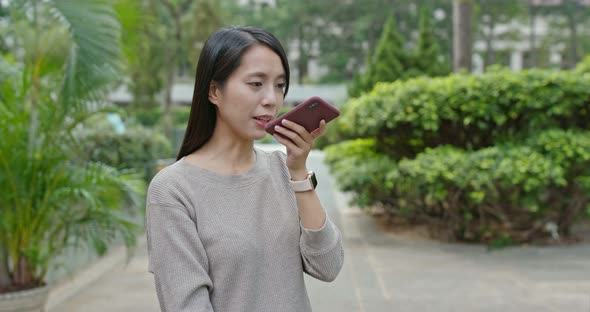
[52,0,123,106]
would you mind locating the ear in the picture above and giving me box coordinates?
[208,81,221,106]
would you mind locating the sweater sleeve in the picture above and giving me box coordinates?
[146,202,214,312]
[299,213,344,282]
[270,149,344,282]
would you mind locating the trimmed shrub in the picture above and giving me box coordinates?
[327,68,590,244]
[342,69,590,159]
[325,139,397,208]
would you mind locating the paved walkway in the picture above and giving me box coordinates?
[48,145,590,312]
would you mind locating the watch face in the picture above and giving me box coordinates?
[310,171,318,189]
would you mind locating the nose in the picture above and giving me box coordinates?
[261,85,281,108]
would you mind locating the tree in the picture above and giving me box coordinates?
[369,16,407,85]
[348,9,450,98]
[224,0,454,84]
[118,0,166,109]
[160,0,197,139]
[475,0,526,69]
[0,0,142,293]
[315,0,453,83]
[527,1,543,68]
[416,7,451,76]
[119,0,223,139]
[453,0,474,72]
[225,0,330,84]
[348,15,406,97]
[530,0,590,69]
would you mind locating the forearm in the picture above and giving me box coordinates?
[290,168,326,230]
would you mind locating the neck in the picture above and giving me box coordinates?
[188,122,256,175]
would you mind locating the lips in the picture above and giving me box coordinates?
[254,116,271,122]
[253,115,273,128]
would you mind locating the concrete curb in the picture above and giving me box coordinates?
[46,238,147,311]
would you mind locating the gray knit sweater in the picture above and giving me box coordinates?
[145,148,344,312]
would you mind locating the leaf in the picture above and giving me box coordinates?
[53,0,123,105]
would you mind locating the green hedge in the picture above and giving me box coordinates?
[341,69,590,159]
[325,139,397,207]
[576,55,590,74]
[326,69,590,244]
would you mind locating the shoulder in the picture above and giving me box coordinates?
[256,147,287,168]
[255,147,291,183]
[146,160,190,206]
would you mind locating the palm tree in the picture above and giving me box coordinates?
[0,0,143,294]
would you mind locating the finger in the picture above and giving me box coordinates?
[274,125,308,148]
[311,120,326,138]
[281,119,314,143]
[273,133,298,151]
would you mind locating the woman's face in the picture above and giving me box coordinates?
[209,44,286,142]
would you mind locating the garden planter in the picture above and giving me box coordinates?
[0,285,49,312]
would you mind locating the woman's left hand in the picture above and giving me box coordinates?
[272,119,326,179]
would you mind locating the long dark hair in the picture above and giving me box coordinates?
[176,26,290,160]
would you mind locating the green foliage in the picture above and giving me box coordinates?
[532,1,590,69]
[132,107,163,127]
[415,7,450,77]
[348,15,406,98]
[0,57,141,290]
[117,0,165,110]
[119,0,224,110]
[343,69,590,159]
[128,106,191,129]
[327,68,590,244]
[393,144,566,240]
[228,0,454,83]
[366,16,406,89]
[576,55,590,74]
[54,0,124,105]
[76,117,172,183]
[314,104,358,150]
[173,106,192,128]
[0,0,142,291]
[474,0,526,69]
[349,9,449,98]
[324,139,397,208]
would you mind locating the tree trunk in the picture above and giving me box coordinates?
[446,7,454,72]
[566,12,579,69]
[0,246,10,288]
[453,0,473,73]
[14,255,32,286]
[163,57,175,140]
[483,20,496,69]
[528,5,537,68]
[297,25,308,84]
[160,0,186,139]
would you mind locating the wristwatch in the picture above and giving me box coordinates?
[289,171,317,192]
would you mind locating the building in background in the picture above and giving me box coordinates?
[109,83,347,108]
[473,0,590,73]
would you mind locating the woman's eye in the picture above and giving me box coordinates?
[277,83,286,89]
[249,82,263,87]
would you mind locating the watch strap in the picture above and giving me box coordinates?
[289,171,317,192]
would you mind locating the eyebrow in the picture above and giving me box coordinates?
[246,72,286,80]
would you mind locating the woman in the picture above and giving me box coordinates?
[145,26,344,311]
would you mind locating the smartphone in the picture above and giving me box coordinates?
[265,96,340,136]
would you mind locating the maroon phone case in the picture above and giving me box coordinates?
[265,96,340,136]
